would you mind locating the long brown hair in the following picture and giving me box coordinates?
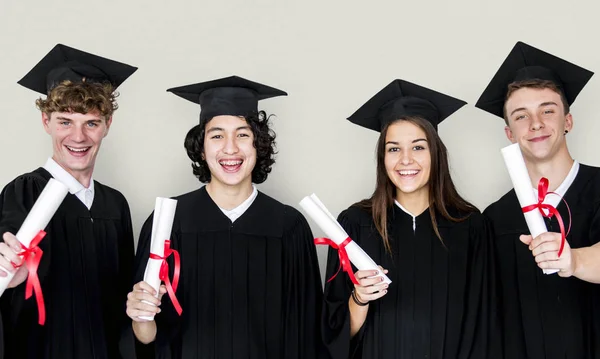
[355,116,476,253]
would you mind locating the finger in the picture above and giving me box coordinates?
[357,275,386,288]
[519,234,533,246]
[534,251,560,264]
[0,256,17,274]
[354,269,379,281]
[0,243,21,265]
[530,232,560,249]
[127,291,161,306]
[134,281,157,296]
[357,285,389,302]
[356,282,388,297]
[127,299,162,313]
[537,259,563,270]
[531,241,560,257]
[2,233,21,252]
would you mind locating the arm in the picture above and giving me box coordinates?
[348,268,388,337]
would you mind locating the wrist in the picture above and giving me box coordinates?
[351,289,369,307]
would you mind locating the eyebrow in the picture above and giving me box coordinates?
[510,102,559,117]
[385,138,427,146]
[55,116,103,122]
[206,125,252,133]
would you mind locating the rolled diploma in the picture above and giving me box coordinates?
[501,143,558,275]
[299,194,391,284]
[140,197,177,320]
[0,178,69,296]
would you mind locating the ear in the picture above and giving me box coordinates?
[504,125,516,143]
[564,113,573,133]
[103,116,113,137]
[42,113,51,134]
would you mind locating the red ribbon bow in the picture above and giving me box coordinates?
[149,240,182,315]
[314,237,358,285]
[521,177,572,257]
[11,230,46,325]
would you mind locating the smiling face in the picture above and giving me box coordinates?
[202,115,257,190]
[43,110,111,182]
[504,87,572,163]
[383,120,431,202]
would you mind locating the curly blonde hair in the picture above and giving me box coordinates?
[36,80,118,119]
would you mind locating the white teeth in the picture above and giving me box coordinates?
[219,160,242,166]
[399,170,419,175]
[67,146,89,152]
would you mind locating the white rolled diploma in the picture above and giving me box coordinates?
[501,143,558,275]
[140,197,177,320]
[299,194,392,284]
[0,178,69,296]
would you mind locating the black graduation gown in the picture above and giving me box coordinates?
[131,186,324,359]
[484,163,600,359]
[323,204,502,359]
[0,168,135,359]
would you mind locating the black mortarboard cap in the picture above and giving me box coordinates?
[475,41,594,118]
[18,43,138,95]
[347,79,466,132]
[167,75,287,122]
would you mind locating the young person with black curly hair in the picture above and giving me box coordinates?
[125,76,325,359]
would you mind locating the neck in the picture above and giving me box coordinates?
[53,156,93,188]
[524,150,573,192]
[206,180,253,210]
[395,189,429,216]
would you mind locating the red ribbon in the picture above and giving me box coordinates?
[11,230,47,325]
[521,177,572,257]
[149,240,182,315]
[314,237,358,285]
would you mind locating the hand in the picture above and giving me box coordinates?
[520,232,575,277]
[352,266,389,304]
[0,232,28,288]
[126,281,167,322]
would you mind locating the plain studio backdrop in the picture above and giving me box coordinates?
[1,0,599,283]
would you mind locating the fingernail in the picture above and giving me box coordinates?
[384,290,388,293]
[158,308,161,313]
[374,271,378,275]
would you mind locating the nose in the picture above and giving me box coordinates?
[529,113,545,132]
[223,135,239,154]
[399,149,413,166]
[71,123,86,142]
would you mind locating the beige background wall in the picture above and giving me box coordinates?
[1,0,599,282]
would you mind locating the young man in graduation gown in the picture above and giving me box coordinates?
[0,44,137,359]
[476,41,600,358]
[125,76,325,359]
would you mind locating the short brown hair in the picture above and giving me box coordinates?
[36,80,118,119]
[503,79,569,124]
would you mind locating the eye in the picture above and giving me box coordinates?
[238,133,251,138]
[60,121,70,126]
[515,114,526,121]
[87,122,99,128]
[387,147,399,153]
[210,134,223,139]
[543,109,555,115]
[413,145,426,151]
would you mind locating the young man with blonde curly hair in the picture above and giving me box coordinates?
[0,44,137,359]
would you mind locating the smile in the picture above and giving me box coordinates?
[528,135,550,143]
[219,159,243,173]
[397,170,420,176]
[66,146,91,154]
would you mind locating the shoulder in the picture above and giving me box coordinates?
[338,204,373,226]
[483,189,517,219]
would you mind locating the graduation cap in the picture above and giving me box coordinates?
[475,41,594,118]
[167,76,287,122]
[18,43,138,94]
[347,79,467,132]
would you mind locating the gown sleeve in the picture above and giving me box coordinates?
[322,208,365,359]
[281,206,327,359]
[0,174,49,359]
[456,213,503,359]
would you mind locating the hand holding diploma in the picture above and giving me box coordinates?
[299,193,391,284]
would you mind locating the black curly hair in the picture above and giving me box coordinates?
[184,111,277,184]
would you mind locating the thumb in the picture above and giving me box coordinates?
[519,234,533,246]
